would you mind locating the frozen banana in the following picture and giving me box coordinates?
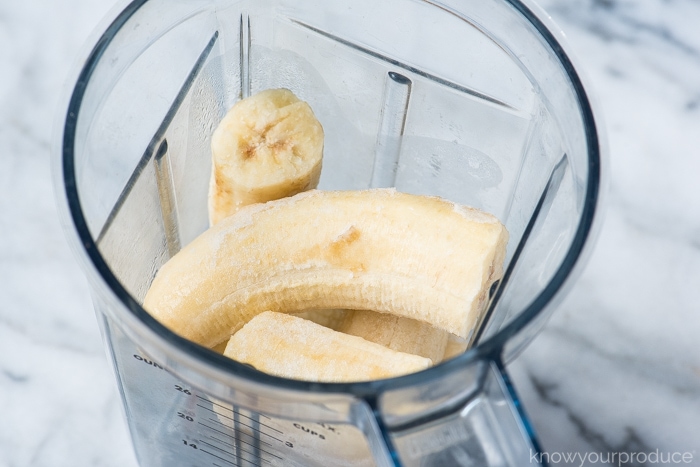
[209,88,323,225]
[211,341,228,354]
[143,189,508,348]
[442,335,469,361]
[224,311,432,382]
[290,309,349,331]
[339,310,448,364]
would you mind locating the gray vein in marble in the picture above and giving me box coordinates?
[528,371,651,465]
[543,0,700,60]
[604,65,626,79]
[2,369,30,383]
[0,316,98,357]
[611,194,700,253]
[5,119,52,151]
[615,13,700,58]
[542,320,700,397]
[686,97,700,111]
[28,431,52,467]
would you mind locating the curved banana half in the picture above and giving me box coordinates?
[208,88,324,225]
[224,311,432,382]
[338,310,448,364]
[144,188,508,348]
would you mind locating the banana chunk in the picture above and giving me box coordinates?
[224,311,432,382]
[339,310,448,364]
[290,309,349,331]
[209,88,323,225]
[442,334,469,361]
[143,188,508,347]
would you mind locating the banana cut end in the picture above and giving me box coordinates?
[209,88,324,225]
[223,311,433,382]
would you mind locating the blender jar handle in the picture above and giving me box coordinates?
[368,361,547,467]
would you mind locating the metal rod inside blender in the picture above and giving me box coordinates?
[239,12,251,100]
[153,139,182,258]
[473,153,570,344]
[288,18,514,110]
[370,72,412,188]
[96,31,219,245]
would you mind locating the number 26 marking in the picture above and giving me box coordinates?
[175,385,192,395]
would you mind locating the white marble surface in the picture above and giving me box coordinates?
[511,0,700,463]
[1,0,699,466]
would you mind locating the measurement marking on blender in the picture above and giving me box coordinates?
[207,414,282,441]
[206,417,279,447]
[204,402,282,434]
[200,447,270,467]
[199,438,271,464]
[207,433,280,460]
[197,401,282,433]
[207,434,235,449]
[199,439,238,457]
[202,436,278,463]
[197,396,271,420]
[198,449,237,466]
[200,418,274,447]
[200,417,282,443]
[198,396,272,422]
[199,421,281,454]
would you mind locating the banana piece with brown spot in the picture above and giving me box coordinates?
[208,88,323,225]
[143,188,508,348]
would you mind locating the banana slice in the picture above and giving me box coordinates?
[338,310,448,364]
[209,88,324,225]
[290,309,349,331]
[224,311,432,382]
[143,188,508,348]
[442,335,469,361]
[211,341,228,354]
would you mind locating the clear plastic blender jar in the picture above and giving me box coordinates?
[56,0,604,465]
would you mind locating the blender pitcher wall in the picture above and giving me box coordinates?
[55,0,604,466]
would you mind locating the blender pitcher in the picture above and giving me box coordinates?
[56,0,604,465]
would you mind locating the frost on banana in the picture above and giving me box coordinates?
[224,311,432,382]
[208,88,323,225]
[143,188,508,348]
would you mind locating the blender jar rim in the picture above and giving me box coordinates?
[58,0,603,394]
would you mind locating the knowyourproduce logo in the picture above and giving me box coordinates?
[530,449,695,466]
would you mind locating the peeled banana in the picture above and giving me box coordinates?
[143,188,508,348]
[338,310,448,364]
[442,335,469,361]
[208,88,324,225]
[291,309,349,331]
[223,311,432,382]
